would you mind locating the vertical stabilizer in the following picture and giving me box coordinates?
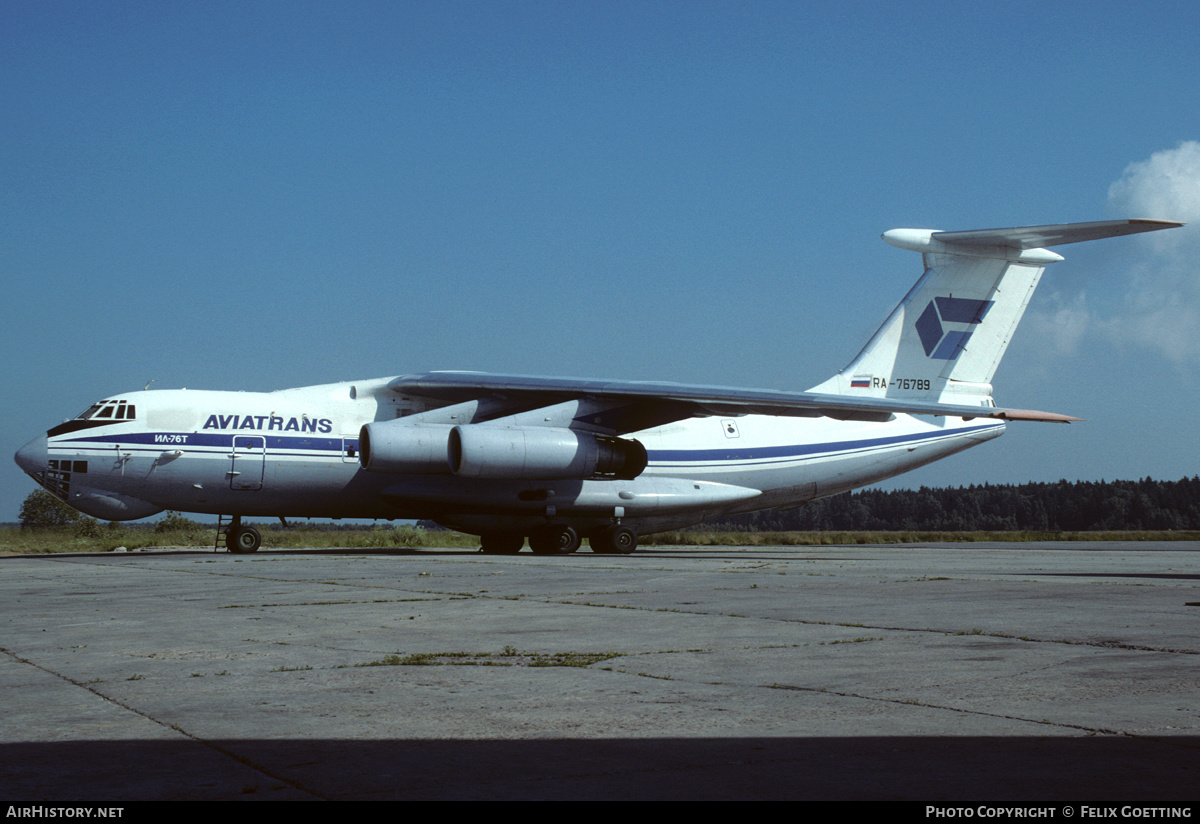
[807,219,1182,405]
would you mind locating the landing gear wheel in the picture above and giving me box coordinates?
[529,525,580,555]
[229,525,261,554]
[480,533,524,555]
[591,525,638,555]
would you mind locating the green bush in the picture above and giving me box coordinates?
[73,517,104,538]
[154,511,203,533]
[19,489,80,528]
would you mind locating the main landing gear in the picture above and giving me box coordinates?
[479,524,639,555]
[221,515,262,554]
[590,525,638,555]
[479,533,524,555]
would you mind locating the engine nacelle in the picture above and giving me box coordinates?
[448,425,647,480]
[358,421,454,474]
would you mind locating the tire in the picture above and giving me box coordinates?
[592,525,637,555]
[229,525,261,554]
[481,533,524,555]
[529,525,580,555]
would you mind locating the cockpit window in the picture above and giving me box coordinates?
[75,400,136,421]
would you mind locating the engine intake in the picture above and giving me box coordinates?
[448,425,647,480]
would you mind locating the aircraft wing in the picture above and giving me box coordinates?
[387,371,1078,434]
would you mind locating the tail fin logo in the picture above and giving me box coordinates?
[915,297,994,360]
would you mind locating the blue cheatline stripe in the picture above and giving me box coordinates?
[647,423,1002,464]
[52,425,1002,467]
[53,432,352,452]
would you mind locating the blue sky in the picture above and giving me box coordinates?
[4,0,1200,520]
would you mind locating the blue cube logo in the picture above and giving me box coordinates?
[915,297,994,360]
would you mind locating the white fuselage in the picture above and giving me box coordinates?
[17,376,1004,535]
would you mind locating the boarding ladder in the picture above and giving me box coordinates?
[214,514,230,552]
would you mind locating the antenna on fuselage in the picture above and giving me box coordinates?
[144,379,157,390]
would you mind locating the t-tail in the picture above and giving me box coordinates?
[807,219,1183,406]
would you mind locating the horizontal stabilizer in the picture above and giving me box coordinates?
[993,409,1081,423]
[933,219,1183,251]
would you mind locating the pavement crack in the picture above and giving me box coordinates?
[762,680,1196,745]
[0,645,328,799]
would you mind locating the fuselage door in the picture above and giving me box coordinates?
[230,435,266,490]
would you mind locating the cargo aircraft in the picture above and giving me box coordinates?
[15,219,1181,554]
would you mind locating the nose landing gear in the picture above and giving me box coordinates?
[219,515,262,554]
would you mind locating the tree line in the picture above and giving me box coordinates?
[702,477,1200,532]
[17,476,1200,533]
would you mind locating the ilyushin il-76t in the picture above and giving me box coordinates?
[15,218,1181,554]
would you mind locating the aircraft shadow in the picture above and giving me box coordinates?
[3,735,1196,801]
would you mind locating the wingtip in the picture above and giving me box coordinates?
[1130,218,1185,229]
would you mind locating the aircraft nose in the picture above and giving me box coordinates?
[15,434,47,476]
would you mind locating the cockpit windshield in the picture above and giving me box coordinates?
[76,400,136,421]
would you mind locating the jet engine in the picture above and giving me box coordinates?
[449,425,647,480]
[358,421,454,474]
[360,420,647,480]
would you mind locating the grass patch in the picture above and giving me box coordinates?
[640,529,1200,546]
[6,523,1198,556]
[527,651,623,667]
[0,523,480,554]
[355,648,622,668]
[356,652,498,667]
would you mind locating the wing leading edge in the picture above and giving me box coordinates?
[387,371,1078,433]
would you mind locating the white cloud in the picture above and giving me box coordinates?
[1098,142,1200,363]
[1022,142,1200,365]
[1023,290,1091,358]
[1108,141,1200,239]
[1048,292,1091,356]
